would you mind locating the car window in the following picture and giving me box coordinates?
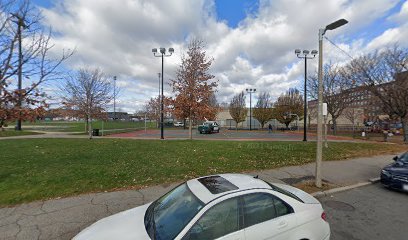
[399,152,408,163]
[274,197,293,217]
[242,193,276,228]
[183,198,239,240]
[242,193,294,228]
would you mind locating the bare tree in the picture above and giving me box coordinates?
[274,88,303,128]
[346,45,408,142]
[308,63,355,135]
[170,38,218,139]
[253,92,274,129]
[229,91,247,130]
[60,68,113,139]
[344,108,364,137]
[0,0,73,129]
[143,96,172,128]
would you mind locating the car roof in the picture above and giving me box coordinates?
[186,173,271,204]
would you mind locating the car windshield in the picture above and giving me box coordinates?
[399,152,408,163]
[144,183,204,240]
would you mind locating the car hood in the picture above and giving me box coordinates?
[73,203,151,240]
[384,163,408,175]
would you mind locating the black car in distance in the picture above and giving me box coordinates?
[381,152,408,191]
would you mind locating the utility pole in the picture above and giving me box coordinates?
[316,19,348,188]
[11,13,26,131]
[295,49,317,141]
[246,88,256,131]
[113,76,117,120]
[152,48,174,139]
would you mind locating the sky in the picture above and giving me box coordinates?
[30,0,408,113]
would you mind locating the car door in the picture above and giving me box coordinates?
[181,197,245,240]
[242,193,297,240]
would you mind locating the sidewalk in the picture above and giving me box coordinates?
[0,153,398,240]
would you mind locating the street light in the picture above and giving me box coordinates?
[295,49,318,141]
[11,13,27,131]
[152,47,174,139]
[246,88,256,131]
[113,76,117,120]
[315,18,348,188]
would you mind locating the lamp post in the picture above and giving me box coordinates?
[152,47,174,139]
[246,88,256,131]
[295,49,318,141]
[11,13,27,131]
[113,76,117,120]
[316,19,348,188]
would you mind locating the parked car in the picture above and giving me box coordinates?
[380,152,408,191]
[73,174,330,240]
[174,122,184,127]
[198,121,220,134]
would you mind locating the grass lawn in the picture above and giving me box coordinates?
[20,120,157,132]
[0,130,42,137]
[0,139,406,206]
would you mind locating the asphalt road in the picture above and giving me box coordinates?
[319,183,408,240]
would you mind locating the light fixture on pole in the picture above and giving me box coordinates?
[316,19,348,188]
[11,13,27,131]
[113,76,117,120]
[295,49,318,141]
[246,88,256,131]
[152,47,174,140]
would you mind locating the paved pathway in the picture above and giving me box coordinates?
[0,153,401,240]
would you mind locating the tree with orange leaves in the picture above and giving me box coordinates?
[170,39,218,139]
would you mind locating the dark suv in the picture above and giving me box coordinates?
[380,152,408,191]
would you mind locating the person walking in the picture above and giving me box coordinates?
[268,124,272,133]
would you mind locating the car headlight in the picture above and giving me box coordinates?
[381,170,391,177]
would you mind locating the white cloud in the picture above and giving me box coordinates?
[39,0,406,113]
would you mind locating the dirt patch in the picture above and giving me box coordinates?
[293,180,337,194]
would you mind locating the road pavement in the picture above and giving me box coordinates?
[0,153,403,240]
[320,183,408,240]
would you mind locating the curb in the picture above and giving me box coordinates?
[369,177,380,183]
[311,181,375,198]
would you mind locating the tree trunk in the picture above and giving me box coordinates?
[285,122,289,128]
[88,115,93,139]
[352,121,355,138]
[189,116,193,140]
[402,119,408,143]
[332,118,337,135]
[85,117,88,133]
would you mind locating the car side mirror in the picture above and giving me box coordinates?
[393,156,399,161]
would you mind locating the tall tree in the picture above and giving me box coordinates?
[60,68,113,139]
[170,39,217,139]
[253,92,274,129]
[229,91,247,130]
[308,63,355,135]
[274,88,303,128]
[344,108,364,138]
[143,96,172,128]
[0,0,73,130]
[346,45,408,142]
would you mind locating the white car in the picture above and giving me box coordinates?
[73,174,330,240]
[174,122,184,127]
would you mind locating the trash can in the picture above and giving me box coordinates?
[92,129,99,136]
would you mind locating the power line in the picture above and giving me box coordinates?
[324,36,355,61]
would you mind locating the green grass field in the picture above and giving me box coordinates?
[20,120,157,133]
[0,130,43,137]
[0,139,405,206]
